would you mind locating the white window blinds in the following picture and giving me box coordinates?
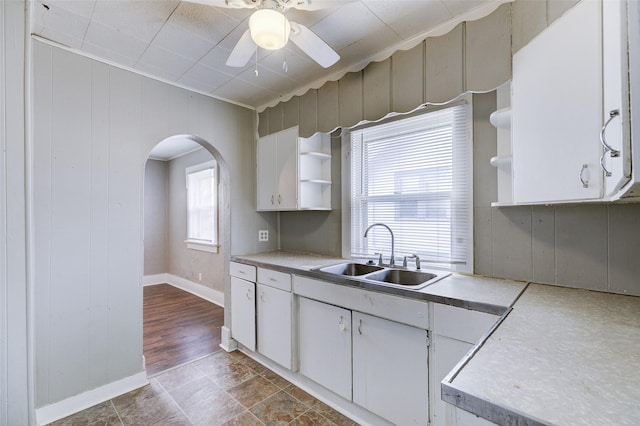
[350,104,472,272]
[186,160,217,245]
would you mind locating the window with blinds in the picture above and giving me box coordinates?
[185,160,218,252]
[350,104,472,272]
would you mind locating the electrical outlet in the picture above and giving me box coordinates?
[258,230,269,242]
[198,272,202,282]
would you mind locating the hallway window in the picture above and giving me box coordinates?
[186,160,218,253]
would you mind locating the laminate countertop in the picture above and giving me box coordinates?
[233,251,640,425]
[231,251,526,315]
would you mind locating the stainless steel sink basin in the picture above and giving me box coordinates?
[365,269,437,286]
[313,261,451,291]
[317,262,384,276]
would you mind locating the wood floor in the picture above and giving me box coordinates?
[143,284,224,376]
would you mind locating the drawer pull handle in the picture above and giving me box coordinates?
[338,316,346,332]
[600,154,612,177]
[358,319,363,335]
[246,289,252,300]
[579,164,589,188]
[238,270,246,274]
[271,195,274,205]
[269,277,278,282]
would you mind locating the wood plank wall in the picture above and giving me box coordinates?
[259,0,580,138]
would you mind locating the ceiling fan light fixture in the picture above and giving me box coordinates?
[249,9,291,50]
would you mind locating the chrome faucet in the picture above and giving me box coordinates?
[364,223,395,267]
[403,254,421,270]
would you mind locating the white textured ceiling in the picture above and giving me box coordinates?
[32,0,505,110]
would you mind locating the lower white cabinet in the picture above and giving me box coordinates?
[298,296,430,425]
[230,276,256,351]
[352,311,429,426]
[257,283,293,369]
[431,304,498,426]
[298,297,352,400]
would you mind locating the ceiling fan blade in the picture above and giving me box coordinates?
[284,0,357,11]
[289,22,339,68]
[226,29,256,67]
[181,0,255,9]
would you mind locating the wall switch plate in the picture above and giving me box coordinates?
[258,230,269,242]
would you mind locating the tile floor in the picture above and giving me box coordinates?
[51,349,359,426]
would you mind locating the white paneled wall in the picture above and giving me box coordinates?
[1,0,30,424]
[32,41,258,409]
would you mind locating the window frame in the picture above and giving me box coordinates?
[184,160,219,254]
[341,99,473,273]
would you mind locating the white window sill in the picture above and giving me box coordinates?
[185,240,219,253]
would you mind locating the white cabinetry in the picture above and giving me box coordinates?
[257,127,297,210]
[512,0,603,203]
[295,274,430,426]
[431,304,498,426]
[510,0,640,204]
[257,126,332,211]
[230,262,257,351]
[298,297,352,400]
[256,268,293,370]
[352,312,429,426]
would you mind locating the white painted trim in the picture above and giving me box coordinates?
[142,274,225,306]
[219,326,237,352]
[142,273,168,286]
[30,36,255,111]
[186,241,219,253]
[35,371,148,426]
[165,274,224,307]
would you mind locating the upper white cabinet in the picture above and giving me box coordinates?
[511,0,638,204]
[512,0,603,203]
[257,126,332,211]
[257,127,298,210]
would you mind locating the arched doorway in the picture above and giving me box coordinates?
[142,135,231,376]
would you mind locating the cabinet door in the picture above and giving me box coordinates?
[352,312,429,426]
[512,0,602,203]
[275,127,298,209]
[432,336,473,426]
[257,284,292,369]
[230,277,255,351]
[602,0,631,197]
[298,297,351,400]
[257,133,278,211]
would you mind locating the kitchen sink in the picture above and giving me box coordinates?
[364,269,437,286]
[312,262,450,291]
[316,262,384,276]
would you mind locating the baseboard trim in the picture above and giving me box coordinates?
[35,371,148,425]
[142,274,225,307]
[165,274,225,307]
[142,273,168,286]
[220,326,237,352]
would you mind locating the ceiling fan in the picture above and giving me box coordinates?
[184,0,345,69]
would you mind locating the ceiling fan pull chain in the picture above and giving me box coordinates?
[282,14,288,72]
[254,48,259,77]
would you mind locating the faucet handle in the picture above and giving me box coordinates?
[374,252,383,266]
[402,256,408,268]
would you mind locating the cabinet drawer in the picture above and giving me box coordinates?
[257,267,291,291]
[433,303,498,344]
[230,262,256,282]
[294,276,429,329]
